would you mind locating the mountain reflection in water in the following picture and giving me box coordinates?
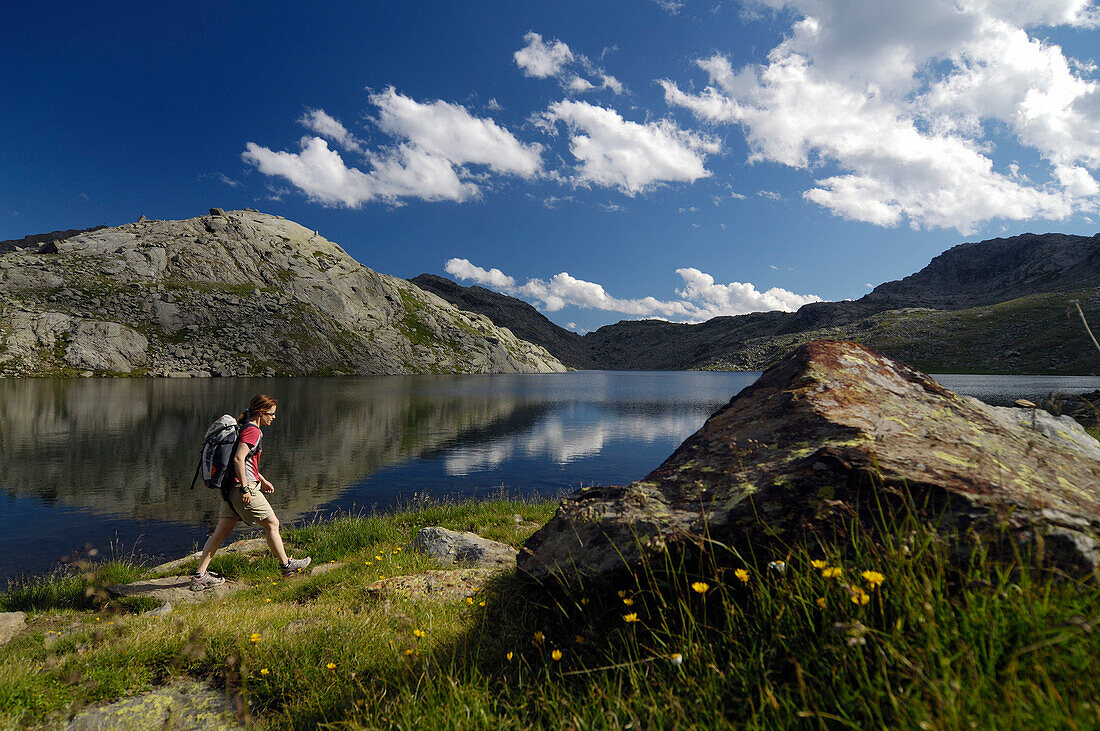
[4,370,1100,583]
[0,372,758,580]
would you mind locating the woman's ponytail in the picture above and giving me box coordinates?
[238,394,277,424]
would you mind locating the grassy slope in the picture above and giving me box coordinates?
[702,290,1100,374]
[2,496,1099,729]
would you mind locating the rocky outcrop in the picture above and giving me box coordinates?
[519,340,1100,582]
[0,210,566,376]
[64,679,241,730]
[0,225,107,255]
[408,527,518,568]
[365,568,499,603]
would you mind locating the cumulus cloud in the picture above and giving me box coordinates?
[540,100,720,194]
[298,109,362,152]
[444,258,821,321]
[514,32,574,78]
[244,89,542,206]
[661,0,1100,232]
[372,87,542,177]
[444,259,517,289]
[515,32,627,95]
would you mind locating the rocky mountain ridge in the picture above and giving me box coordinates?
[414,232,1100,374]
[0,210,565,377]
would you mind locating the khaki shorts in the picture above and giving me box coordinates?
[219,482,274,525]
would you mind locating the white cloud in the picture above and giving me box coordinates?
[298,109,362,152]
[445,259,822,321]
[662,0,1100,232]
[652,0,685,13]
[514,32,574,78]
[200,172,241,187]
[444,258,517,289]
[675,267,823,315]
[541,100,720,194]
[372,88,542,177]
[567,76,596,92]
[515,32,627,96]
[244,89,542,206]
[600,75,625,94]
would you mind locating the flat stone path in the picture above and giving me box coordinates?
[108,577,246,606]
[0,611,26,646]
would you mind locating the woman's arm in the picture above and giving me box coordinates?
[232,440,253,503]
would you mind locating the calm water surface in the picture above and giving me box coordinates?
[3,371,1099,583]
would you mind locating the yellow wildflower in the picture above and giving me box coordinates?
[478,601,486,607]
[623,613,639,623]
[413,629,426,638]
[365,562,371,566]
[815,598,826,609]
[623,597,635,606]
[822,566,842,579]
[691,581,709,594]
[260,668,270,676]
[326,662,337,670]
[851,589,870,606]
[533,631,545,644]
[250,633,261,644]
[466,597,474,605]
[811,559,828,570]
[265,598,272,603]
[734,569,750,583]
[404,649,415,656]
[506,651,514,661]
[551,649,563,661]
[861,570,885,588]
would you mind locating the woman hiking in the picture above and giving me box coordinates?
[191,394,310,590]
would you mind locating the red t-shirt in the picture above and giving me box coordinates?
[237,424,263,485]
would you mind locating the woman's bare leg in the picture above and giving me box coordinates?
[196,516,238,574]
[259,513,289,565]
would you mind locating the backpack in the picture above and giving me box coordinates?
[190,415,261,491]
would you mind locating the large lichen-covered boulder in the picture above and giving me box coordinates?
[519,340,1100,582]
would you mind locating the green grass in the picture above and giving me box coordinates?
[2,496,1098,729]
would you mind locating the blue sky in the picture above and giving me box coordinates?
[3,1,1099,332]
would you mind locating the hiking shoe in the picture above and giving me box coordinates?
[190,572,225,591]
[280,556,311,576]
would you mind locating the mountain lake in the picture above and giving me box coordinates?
[3,370,1100,584]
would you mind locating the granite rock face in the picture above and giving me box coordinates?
[520,340,1100,582]
[0,210,566,376]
